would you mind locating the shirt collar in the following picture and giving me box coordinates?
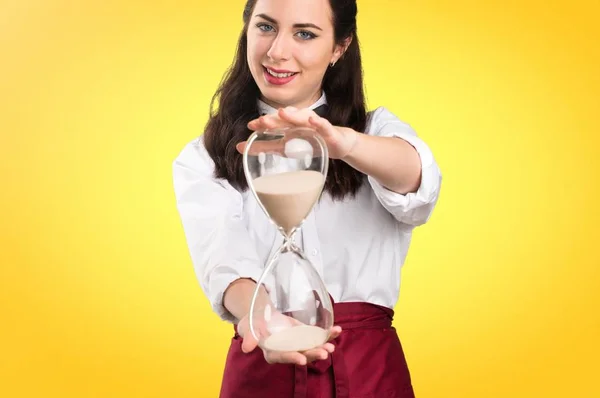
[257,92,328,115]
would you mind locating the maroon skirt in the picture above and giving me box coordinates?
[219,301,415,398]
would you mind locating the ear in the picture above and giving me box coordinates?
[331,35,353,64]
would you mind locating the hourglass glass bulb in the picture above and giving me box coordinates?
[248,244,334,352]
[243,127,328,238]
[242,126,333,352]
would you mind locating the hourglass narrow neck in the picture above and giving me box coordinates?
[280,227,300,252]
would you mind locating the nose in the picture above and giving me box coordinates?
[266,33,291,62]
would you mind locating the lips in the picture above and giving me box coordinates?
[263,66,298,86]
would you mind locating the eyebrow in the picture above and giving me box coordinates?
[255,13,323,31]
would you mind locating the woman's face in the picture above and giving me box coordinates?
[246,0,345,109]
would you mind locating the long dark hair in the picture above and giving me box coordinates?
[203,0,367,200]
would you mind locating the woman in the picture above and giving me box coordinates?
[173,0,442,396]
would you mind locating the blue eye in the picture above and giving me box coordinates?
[296,31,316,40]
[257,23,274,32]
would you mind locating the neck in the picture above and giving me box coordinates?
[260,88,323,110]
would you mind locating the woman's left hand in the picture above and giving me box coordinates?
[236,107,358,160]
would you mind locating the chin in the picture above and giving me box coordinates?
[260,88,297,108]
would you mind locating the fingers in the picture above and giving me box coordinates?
[239,316,268,354]
[262,330,341,366]
[328,325,342,341]
[236,135,324,158]
[245,107,337,158]
[322,342,335,353]
[278,107,314,127]
[300,328,340,361]
[236,139,285,155]
[263,345,332,366]
[235,142,246,154]
[279,108,336,141]
[308,114,336,139]
[241,332,258,354]
[264,350,308,366]
[302,346,330,362]
[247,107,316,131]
[248,114,292,131]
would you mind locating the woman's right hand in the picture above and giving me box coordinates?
[236,313,342,366]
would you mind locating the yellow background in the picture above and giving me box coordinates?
[1,0,599,396]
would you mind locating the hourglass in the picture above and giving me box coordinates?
[242,126,334,353]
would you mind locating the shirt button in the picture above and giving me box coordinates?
[311,249,318,256]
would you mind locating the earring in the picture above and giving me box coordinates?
[330,60,337,67]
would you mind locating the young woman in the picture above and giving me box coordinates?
[173,0,442,396]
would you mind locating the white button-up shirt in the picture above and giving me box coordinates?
[173,95,442,322]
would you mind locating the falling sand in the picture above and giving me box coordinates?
[253,170,324,235]
[262,325,329,352]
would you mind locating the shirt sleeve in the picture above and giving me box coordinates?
[172,137,267,323]
[365,106,442,227]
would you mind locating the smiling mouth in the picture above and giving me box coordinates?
[264,67,298,78]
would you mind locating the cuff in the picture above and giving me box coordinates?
[368,132,442,226]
